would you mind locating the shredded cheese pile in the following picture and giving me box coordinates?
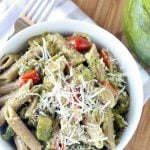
[35,57,110,147]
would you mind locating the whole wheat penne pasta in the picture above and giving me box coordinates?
[14,136,29,150]
[83,110,105,149]
[0,80,19,96]
[4,105,41,150]
[0,106,5,127]
[0,91,18,106]
[6,80,33,110]
[0,63,20,86]
[0,46,41,85]
[25,97,38,118]
[86,125,105,149]
[85,44,105,82]
[103,108,116,149]
[0,80,33,127]
[0,54,20,71]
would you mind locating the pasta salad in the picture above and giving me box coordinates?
[0,32,129,150]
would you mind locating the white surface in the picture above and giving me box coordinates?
[23,0,56,23]
[0,20,143,150]
[0,0,28,39]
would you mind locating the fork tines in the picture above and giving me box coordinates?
[21,0,56,25]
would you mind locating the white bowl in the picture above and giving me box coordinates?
[0,20,143,150]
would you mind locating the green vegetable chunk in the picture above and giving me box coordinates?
[114,113,127,129]
[71,64,95,83]
[113,93,130,114]
[36,116,52,142]
[2,126,15,140]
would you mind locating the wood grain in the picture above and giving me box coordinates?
[73,0,125,38]
[73,0,150,149]
[125,99,150,150]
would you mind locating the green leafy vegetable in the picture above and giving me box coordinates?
[36,116,52,142]
[114,113,127,129]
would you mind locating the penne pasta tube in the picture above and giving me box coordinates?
[0,63,20,86]
[85,44,105,82]
[0,80,19,96]
[25,97,38,118]
[0,91,18,106]
[0,106,5,127]
[6,80,33,110]
[0,46,41,85]
[83,110,105,149]
[0,54,20,71]
[14,136,29,150]
[86,125,105,149]
[103,108,116,149]
[4,105,41,150]
[0,80,33,127]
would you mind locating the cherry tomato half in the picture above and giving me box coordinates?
[19,70,40,86]
[67,36,91,52]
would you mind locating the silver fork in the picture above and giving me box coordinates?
[0,0,56,49]
[21,0,56,25]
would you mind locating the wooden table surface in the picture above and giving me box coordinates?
[73,0,150,149]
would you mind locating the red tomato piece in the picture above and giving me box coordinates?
[19,70,40,86]
[99,49,111,67]
[67,36,91,52]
